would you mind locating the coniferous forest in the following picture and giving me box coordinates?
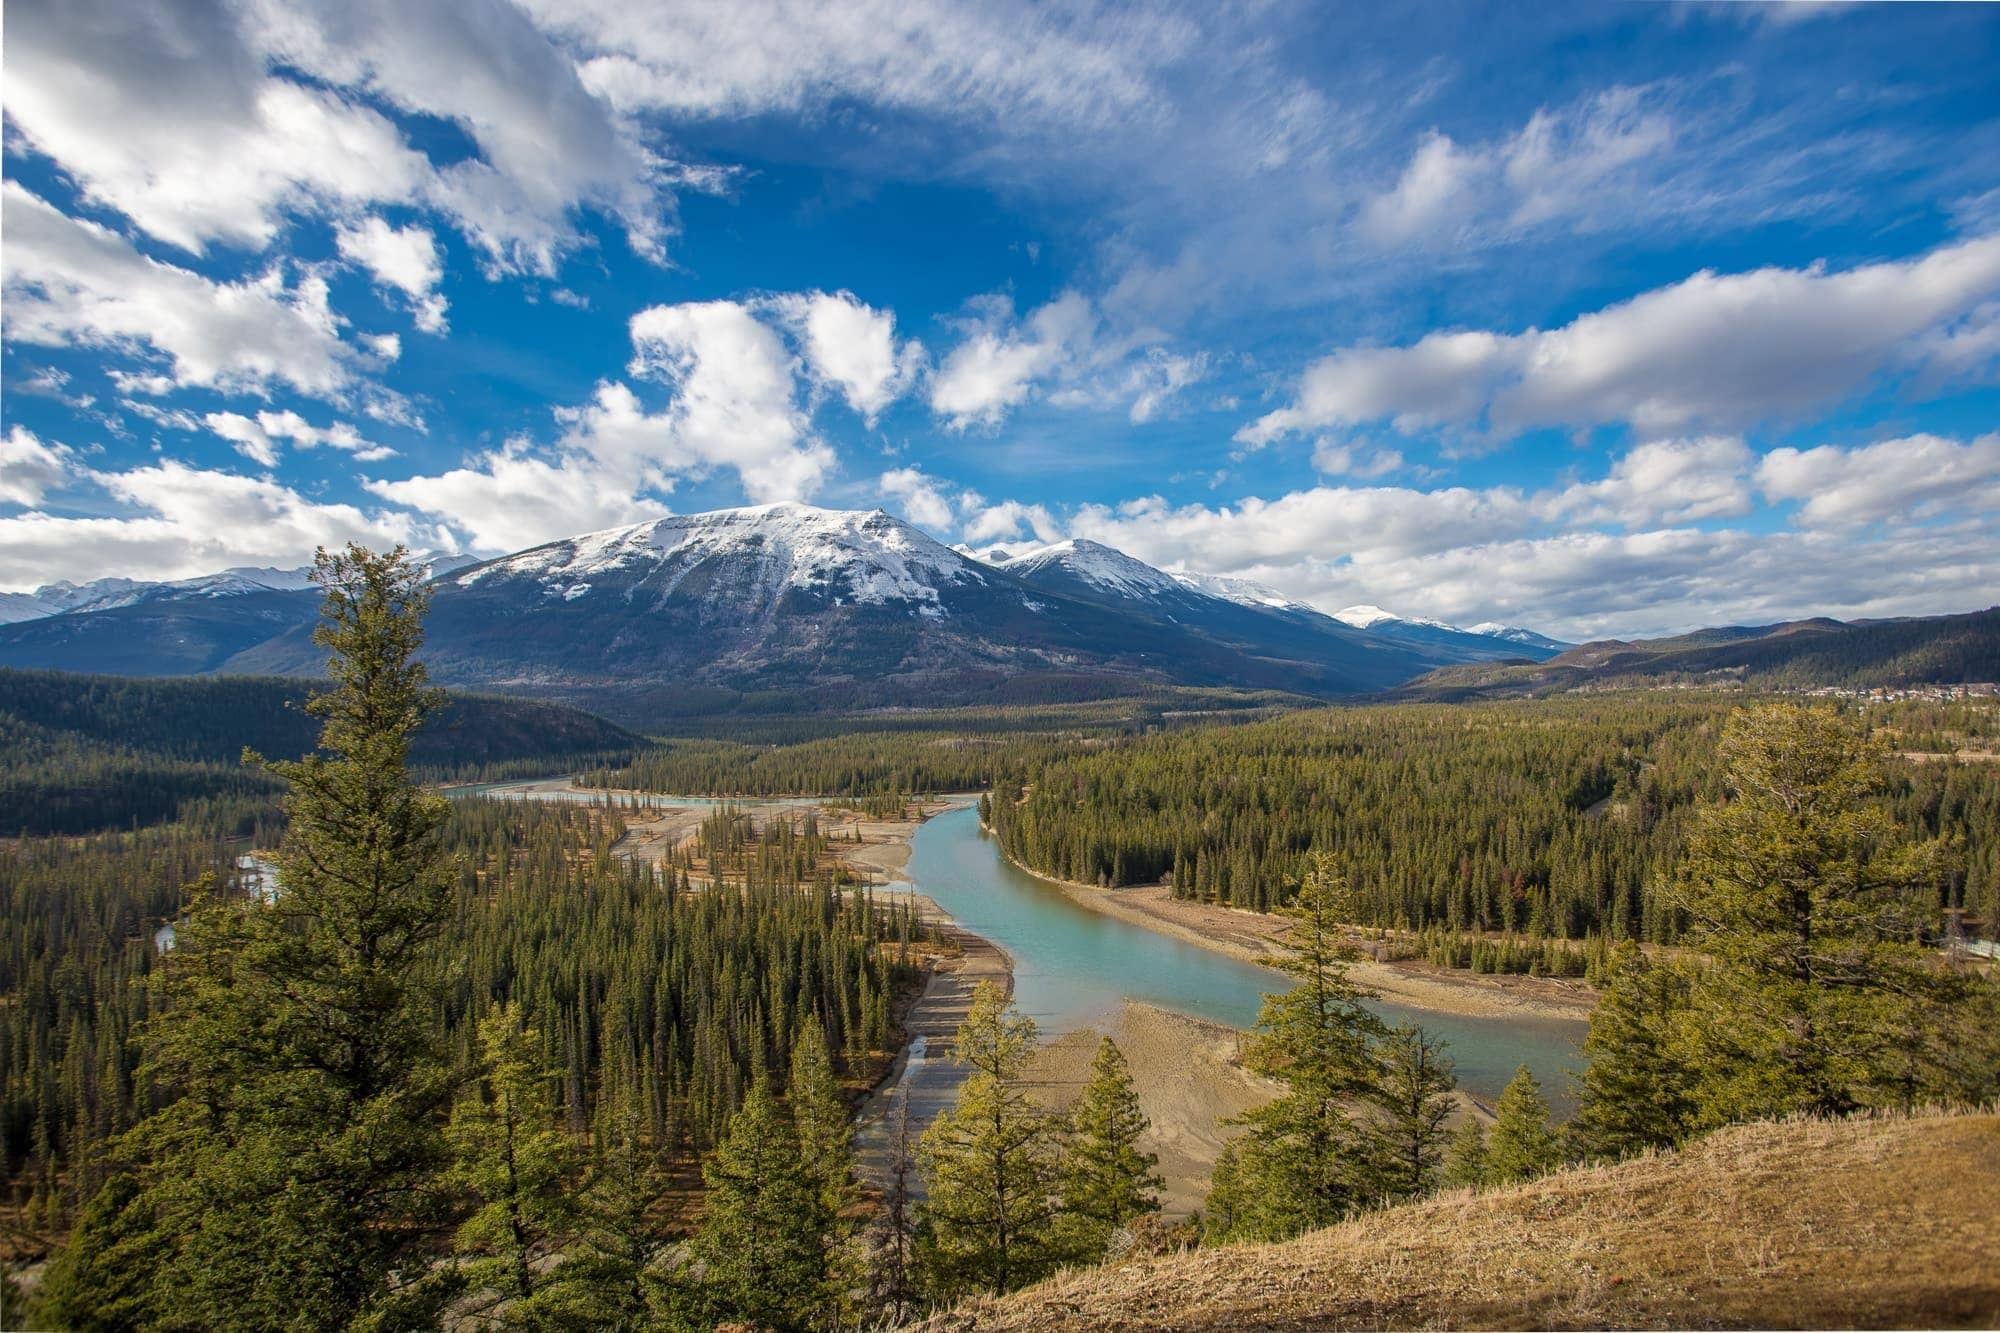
[4,550,1996,1329]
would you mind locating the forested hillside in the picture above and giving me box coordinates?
[1399,606,2000,699]
[981,694,2000,940]
[0,669,643,834]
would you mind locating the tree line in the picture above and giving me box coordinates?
[980,694,2000,941]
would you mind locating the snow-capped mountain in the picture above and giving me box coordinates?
[1169,570,1315,613]
[0,503,1561,719]
[457,502,988,618]
[1464,622,1573,653]
[1333,605,1570,663]
[214,502,1450,715]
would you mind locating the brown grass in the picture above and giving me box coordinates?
[915,1108,2000,1331]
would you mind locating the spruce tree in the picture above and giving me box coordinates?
[788,1020,861,1326]
[1570,942,1698,1159]
[917,981,1064,1299]
[1208,852,1384,1241]
[1055,1037,1163,1262]
[530,1088,676,1330]
[867,1093,921,1328]
[1486,1066,1562,1185]
[445,1004,582,1318]
[1368,1023,1457,1201]
[1673,704,1964,1124]
[1441,1116,1489,1190]
[691,1077,830,1331]
[67,545,458,1328]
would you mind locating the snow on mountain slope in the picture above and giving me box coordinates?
[1334,604,1405,629]
[1465,622,1573,651]
[456,502,990,614]
[992,539,1186,600]
[1168,570,1315,613]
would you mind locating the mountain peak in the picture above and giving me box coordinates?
[453,501,984,613]
[1335,604,1404,628]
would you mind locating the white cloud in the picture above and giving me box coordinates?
[369,299,835,552]
[930,292,1097,430]
[528,0,1188,130]
[205,409,396,467]
[5,0,674,275]
[1311,440,1407,480]
[0,428,79,506]
[624,301,836,501]
[1546,435,1755,527]
[3,182,365,399]
[957,498,1062,547]
[336,217,448,333]
[878,467,954,529]
[1756,433,2000,527]
[766,291,924,422]
[1359,131,1485,245]
[0,459,420,590]
[366,439,663,553]
[1243,233,2000,443]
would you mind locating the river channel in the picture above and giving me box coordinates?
[454,780,1582,1106]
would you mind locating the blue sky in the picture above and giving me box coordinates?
[3,0,1997,637]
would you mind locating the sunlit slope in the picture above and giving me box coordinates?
[921,1109,2000,1331]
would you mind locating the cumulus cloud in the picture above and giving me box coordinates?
[3,182,366,399]
[370,299,835,552]
[878,467,954,529]
[1545,435,1755,527]
[0,459,421,589]
[1756,432,2000,527]
[206,409,395,467]
[929,292,1097,429]
[336,217,448,333]
[1243,233,2000,444]
[956,426,1997,638]
[765,291,924,421]
[0,428,80,507]
[959,498,1062,546]
[366,439,664,553]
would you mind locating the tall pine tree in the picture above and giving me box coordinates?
[1570,942,1698,1159]
[1054,1038,1162,1262]
[690,1078,831,1331]
[56,545,458,1328]
[1486,1066,1562,1185]
[1207,852,1385,1241]
[917,982,1065,1299]
[1367,1023,1457,1202]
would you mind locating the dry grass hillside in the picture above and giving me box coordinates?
[917,1108,2000,1331]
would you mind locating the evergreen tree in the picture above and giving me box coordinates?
[1673,704,1965,1124]
[1207,853,1385,1241]
[1570,943,1698,1159]
[1054,1038,1163,1261]
[1368,1023,1457,1201]
[867,1092,921,1328]
[63,545,458,1328]
[446,1004,582,1318]
[1441,1116,1489,1191]
[917,982,1064,1299]
[691,1078,830,1331]
[528,1089,675,1330]
[1486,1066,1562,1185]
[788,1020,861,1327]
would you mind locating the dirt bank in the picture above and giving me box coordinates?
[1022,1002,1279,1216]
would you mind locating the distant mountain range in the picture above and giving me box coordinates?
[8,502,1983,724]
[1396,607,2000,700]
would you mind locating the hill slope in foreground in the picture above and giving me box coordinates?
[920,1109,2000,1331]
